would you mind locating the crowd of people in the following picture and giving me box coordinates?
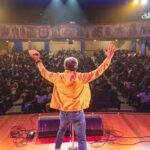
[0,49,149,114]
[104,50,150,111]
[0,50,96,114]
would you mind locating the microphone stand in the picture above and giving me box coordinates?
[67,123,78,150]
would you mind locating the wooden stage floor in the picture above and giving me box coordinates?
[0,112,150,150]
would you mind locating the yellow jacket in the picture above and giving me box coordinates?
[37,57,111,112]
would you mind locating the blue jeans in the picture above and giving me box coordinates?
[55,110,87,150]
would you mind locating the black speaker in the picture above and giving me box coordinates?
[86,114,103,136]
[38,114,103,138]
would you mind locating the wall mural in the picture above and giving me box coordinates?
[0,21,150,40]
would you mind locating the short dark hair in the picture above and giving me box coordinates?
[64,57,78,71]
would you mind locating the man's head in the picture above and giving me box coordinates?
[64,57,78,71]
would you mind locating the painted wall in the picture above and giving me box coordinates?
[22,42,29,50]
[5,41,45,52]
[136,41,141,54]
[50,41,80,53]
[8,42,14,51]
[22,41,44,50]
[0,41,9,55]
[86,40,132,50]
[0,40,146,55]
[30,41,44,50]
[85,41,111,51]
[85,40,132,54]
[146,47,150,57]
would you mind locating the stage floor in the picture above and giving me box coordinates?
[0,112,150,150]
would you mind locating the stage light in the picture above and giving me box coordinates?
[133,0,139,5]
[141,0,147,5]
[69,21,76,24]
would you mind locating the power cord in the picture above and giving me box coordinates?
[89,129,150,148]
[9,125,28,147]
[9,114,37,147]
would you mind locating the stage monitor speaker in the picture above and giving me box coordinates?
[38,114,103,138]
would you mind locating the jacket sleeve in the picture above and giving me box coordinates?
[37,62,58,84]
[80,57,112,83]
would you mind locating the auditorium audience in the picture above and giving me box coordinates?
[104,50,150,109]
[0,49,96,114]
[0,49,149,114]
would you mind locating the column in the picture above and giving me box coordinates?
[140,40,146,55]
[14,41,23,52]
[80,40,85,54]
[131,39,136,52]
[44,41,49,52]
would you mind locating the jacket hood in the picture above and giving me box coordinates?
[63,70,77,86]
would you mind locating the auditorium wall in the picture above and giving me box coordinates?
[85,40,132,54]
[30,41,44,50]
[49,40,133,53]
[0,40,146,55]
[22,42,29,50]
[8,42,14,51]
[8,41,45,51]
[0,41,9,55]
[50,41,80,53]
[146,47,150,56]
[136,41,141,54]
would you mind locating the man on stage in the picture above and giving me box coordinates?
[29,45,115,150]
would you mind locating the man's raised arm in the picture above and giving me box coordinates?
[28,50,57,83]
[80,45,116,83]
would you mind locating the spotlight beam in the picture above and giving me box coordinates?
[141,0,147,5]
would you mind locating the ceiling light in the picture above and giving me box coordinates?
[141,0,147,5]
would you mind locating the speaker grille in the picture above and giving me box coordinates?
[38,114,103,138]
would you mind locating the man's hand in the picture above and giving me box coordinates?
[29,50,40,61]
[105,45,116,59]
